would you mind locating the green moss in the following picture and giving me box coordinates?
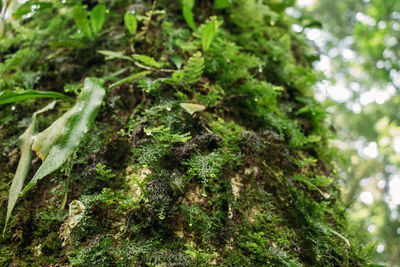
[0,0,372,265]
[0,245,13,266]
[68,237,114,266]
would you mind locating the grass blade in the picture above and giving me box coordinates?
[0,90,68,105]
[109,71,151,88]
[97,50,135,62]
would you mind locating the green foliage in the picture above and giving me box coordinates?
[171,54,183,69]
[210,118,244,158]
[239,231,302,266]
[293,175,333,197]
[0,90,68,105]
[182,204,216,243]
[4,101,56,233]
[214,0,232,9]
[182,51,204,85]
[90,4,106,38]
[97,50,134,62]
[132,54,161,69]
[73,3,93,40]
[163,71,185,85]
[0,0,373,265]
[184,245,217,265]
[95,163,116,182]
[137,77,163,93]
[144,125,191,146]
[124,12,138,35]
[201,19,216,52]
[69,237,113,266]
[182,0,196,31]
[0,48,41,90]
[132,123,191,169]
[73,3,106,41]
[4,77,105,233]
[21,78,105,194]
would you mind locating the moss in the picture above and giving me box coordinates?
[0,245,13,266]
[68,237,114,266]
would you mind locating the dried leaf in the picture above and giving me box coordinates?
[180,103,205,115]
[60,200,86,246]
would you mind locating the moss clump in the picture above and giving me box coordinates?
[0,0,373,266]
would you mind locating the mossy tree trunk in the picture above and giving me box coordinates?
[0,0,372,266]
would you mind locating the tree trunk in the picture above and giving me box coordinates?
[0,0,371,266]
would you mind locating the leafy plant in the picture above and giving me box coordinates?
[163,71,185,85]
[201,19,216,52]
[214,0,232,9]
[182,0,196,31]
[182,51,204,84]
[4,78,105,232]
[132,54,161,69]
[124,12,138,35]
[90,4,106,37]
[3,101,56,233]
[138,77,163,93]
[23,78,105,193]
[144,125,191,148]
[96,163,116,182]
[68,237,113,265]
[171,54,183,69]
[98,50,162,70]
[72,3,106,41]
[133,144,167,167]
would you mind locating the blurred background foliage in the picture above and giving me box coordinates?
[293,0,400,265]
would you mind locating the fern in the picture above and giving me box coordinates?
[182,51,204,85]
